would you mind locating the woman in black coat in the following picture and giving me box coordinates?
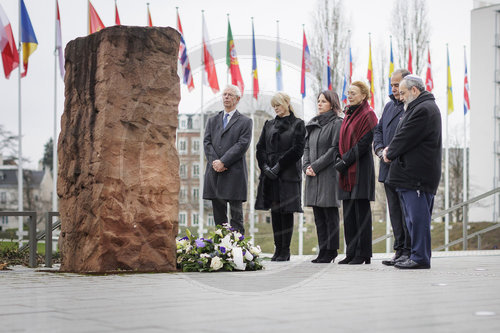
[255,92,306,261]
[303,90,343,263]
[334,81,378,265]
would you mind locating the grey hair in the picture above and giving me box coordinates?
[401,74,425,92]
[393,68,411,78]
[224,84,242,98]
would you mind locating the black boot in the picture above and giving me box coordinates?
[348,257,371,265]
[271,248,281,261]
[315,249,338,263]
[276,213,293,262]
[271,212,282,262]
[311,249,326,263]
[276,248,290,261]
[338,256,354,264]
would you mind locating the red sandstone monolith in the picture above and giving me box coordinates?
[58,26,180,273]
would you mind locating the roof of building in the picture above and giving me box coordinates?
[0,168,46,189]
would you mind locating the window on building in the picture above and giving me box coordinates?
[178,139,187,154]
[187,117,193,129]
[192,139,200,153]
[207,214,215,226]
[192,187,199,201]
[179,212,187,226]
[192,163,200,178]
[0,192,6,204]
[192,213,199,226]
[179,164,187,178]
[1,216,8,225]
[180,119,187,129]
[266,216,271,224]
[179,187,187,203]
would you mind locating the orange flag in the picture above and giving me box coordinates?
[147,4,152,27]
[88,1,105,34]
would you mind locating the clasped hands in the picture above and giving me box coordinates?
[263,163,280,180]
[212,159,227,172]
[305,165,316,177]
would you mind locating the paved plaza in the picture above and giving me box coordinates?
[1,251,500,332]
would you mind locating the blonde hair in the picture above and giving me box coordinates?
[350,81,370,101]
[270,92,295,113]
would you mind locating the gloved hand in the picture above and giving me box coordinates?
[334,158,348,174]
[270,163,280,174]
[263,164,278,180]
[375,148,384,160]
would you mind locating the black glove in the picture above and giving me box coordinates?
[334,158,348,174]
[375,148,384,160]
[263,164,278,180]
[270,163,280,174]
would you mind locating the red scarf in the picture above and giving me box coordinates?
[339,100,378,191]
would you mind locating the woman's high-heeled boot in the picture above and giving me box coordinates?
[348,257,371,265]
[338,256,354,264]
[311,249,326,263]
[315,250,338,263]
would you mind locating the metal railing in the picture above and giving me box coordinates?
[372,187,500,251]
[0,211,37,267]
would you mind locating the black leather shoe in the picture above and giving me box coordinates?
[394,254,409,263]
[276,249,290,262]
[338,256,353,264]
[271,249,281,262]
[394,259,430,269]
[348,257,371,265]
[314,250,338,263]
[311,250,326,263]
[382,253,405,266]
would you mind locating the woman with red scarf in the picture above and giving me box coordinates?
[334,81,378,265]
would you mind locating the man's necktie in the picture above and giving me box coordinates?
[223,113,230,129]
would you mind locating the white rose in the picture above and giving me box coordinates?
[210,256,223,270]
[249,246,262,255]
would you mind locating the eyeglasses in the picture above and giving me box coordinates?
[223,93,236,97]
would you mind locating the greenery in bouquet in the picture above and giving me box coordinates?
[176,223,264,272]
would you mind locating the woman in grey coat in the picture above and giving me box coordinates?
[303,90,343,263]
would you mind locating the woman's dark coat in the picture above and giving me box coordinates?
[303,110,343,208]
[255,112,306,213]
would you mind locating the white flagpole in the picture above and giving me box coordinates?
[463,45,468,250]
[249,17,256,243]
[299,98,305,256]
[445,44,450,251]
[199,10,205,238]
[17,0,24,248]
[53,0,58,212]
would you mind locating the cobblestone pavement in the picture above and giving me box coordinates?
[1,251,499,332]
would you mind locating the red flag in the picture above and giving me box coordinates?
[251,19,259,100]
[300,28,311,98]
[464,49,470,114]
[88,1,105,34]
[202,13,219,94]
[408,44,413,73]
[367,35,375,108]
[425,48,433,92]
[177,11,194,92]
[115,0,121,25]
[0,4,19,79]
[147,4,152,27]
[226,20,244,95]
[56,0,65,79]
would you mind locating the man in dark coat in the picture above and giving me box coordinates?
[203,85,252,234]
[373,69,411,266]
[384,75,442,269]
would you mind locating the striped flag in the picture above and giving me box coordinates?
[425,48,433,92]
[276,21,283,91]
[322,34,332,91]
[20,0,38,78]
[447,45,454,114]
[367,34,374,108]
[202,12,219,94]
[115,0,121,25]
[177,10,194,92]
[341,35,352,104]
[388,36,394,93]
[226,19,244,95]
[464,48,470,115]
[88,1,105,34]
[300,27,311,99]
[56,0,64,79]
[251,18,259,100]
[0,3,19,79]
[408,43,413,73]
[147,3,152,27]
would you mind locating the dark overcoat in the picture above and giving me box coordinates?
[203,110,252,201]
[373,95,404,182]
[255,112,305,213]
[386,91,442,195]
[303,110,343,208]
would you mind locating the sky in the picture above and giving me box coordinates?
[0,0,475,169]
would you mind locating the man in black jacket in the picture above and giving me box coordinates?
[383,75,442,269]
[374,69,411,266]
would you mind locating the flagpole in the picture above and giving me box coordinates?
[17,0,24,248]
[226,13,229,86]
[249,17,256,244]
[445,44,450,251]
[199,10,205,238]
[463,45,468,250]
[298,24,306,257]
[53,0,58,212]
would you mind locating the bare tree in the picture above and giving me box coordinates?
[391,0,430,76]
[308,0,350,100]
[0,125,18,160]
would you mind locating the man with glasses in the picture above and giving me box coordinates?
[203,85,252,234]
